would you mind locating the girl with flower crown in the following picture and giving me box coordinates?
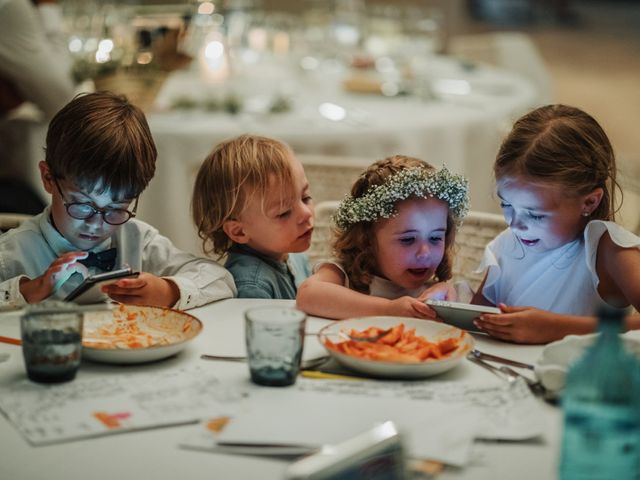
[296,155,469,320]
[472,105,640,344]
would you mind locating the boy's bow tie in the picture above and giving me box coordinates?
[78,248,117,271]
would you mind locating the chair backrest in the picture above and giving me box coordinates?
[618,158,640,235]
[452,211,506,290]
[308,200,340,268]
[299,154,370,205]
[0,213,31,233]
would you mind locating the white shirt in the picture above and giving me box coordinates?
[479,220,640,315]
[0,208,237,309]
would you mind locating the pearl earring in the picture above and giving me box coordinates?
[582,212,590,217]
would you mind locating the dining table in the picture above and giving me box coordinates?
[0,298,561,480]
[138,55,539,255]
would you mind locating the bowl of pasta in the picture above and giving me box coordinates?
[318,316,474,379]
[82,304,202,364]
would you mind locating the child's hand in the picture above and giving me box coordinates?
[418,282,457,302]
[101,272,180,308]
[474,304,559,344]
[387,296,437,320]
[19,252,89,303]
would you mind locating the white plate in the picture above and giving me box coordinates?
[535,332,640,394]
[318,316,474,379]
[82,304,203,364]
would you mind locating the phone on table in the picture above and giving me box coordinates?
[425,299,501,333]
[285,422,406,480]
[64,267,139,304]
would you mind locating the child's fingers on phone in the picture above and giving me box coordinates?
[101,277,146,294]
[478,313,510,325]
[105,293,142,304]
[57,251,89,265]
[477,323,512,340]
[414,302,436,319]
[114,277,146,288]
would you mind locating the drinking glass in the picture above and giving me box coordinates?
[21,301,83,383]
[245,306,306,386]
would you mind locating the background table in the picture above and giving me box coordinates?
[139,56,539,254]
[0,299,560,480]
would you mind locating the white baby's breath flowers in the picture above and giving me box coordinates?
[333,167,469,229]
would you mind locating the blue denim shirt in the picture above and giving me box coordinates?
[225,244,311,299]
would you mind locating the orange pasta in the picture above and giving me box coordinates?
[84,304,176,349]
[324,324,464,363]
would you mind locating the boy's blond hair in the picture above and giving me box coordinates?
[192,134,295,257]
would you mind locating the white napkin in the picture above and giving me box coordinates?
[215,389,478,467]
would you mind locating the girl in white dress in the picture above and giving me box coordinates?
[473,104,640,343]
[296,155,469,320]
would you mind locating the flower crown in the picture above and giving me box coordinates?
[333,167,469,229]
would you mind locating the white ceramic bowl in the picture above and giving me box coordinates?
[82,304,202,364]
[535,332,640,394]
[318,316,474,379]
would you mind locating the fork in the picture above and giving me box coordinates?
[199,354,330,371]
[467,353,516,383]
[470,349,535,370]
[339,328,393,343]
[467,353,548,397]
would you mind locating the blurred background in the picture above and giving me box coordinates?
[1,0,638,252]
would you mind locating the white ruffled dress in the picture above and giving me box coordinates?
[479,220,640,316]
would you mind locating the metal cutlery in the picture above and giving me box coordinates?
[467,352,547,397]
[466,352,516,383]
[200,354,330,371]
[497,365,546,396]
[470,349,535,370]
[340,328,393,343]
[309,328,393,343]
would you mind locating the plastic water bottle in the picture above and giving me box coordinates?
[559,305,640,479]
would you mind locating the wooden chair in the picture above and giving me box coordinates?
[452,211,506,290]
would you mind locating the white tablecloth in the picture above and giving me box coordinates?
[0,299,560,480]
[140,56,539,254]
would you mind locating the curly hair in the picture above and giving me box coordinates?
[333,155,457,293]
[495,104,620,221]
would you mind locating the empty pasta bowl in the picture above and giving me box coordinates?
[318,316,474,379]
[82,304,203,364]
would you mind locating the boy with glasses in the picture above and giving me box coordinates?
[0,91,236,308]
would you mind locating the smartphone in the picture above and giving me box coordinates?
[425,299,501,333]
[285,421,406,480]
[64,267,139,304]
